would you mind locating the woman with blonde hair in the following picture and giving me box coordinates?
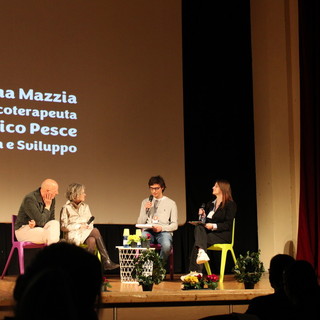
[188,179,237,273]
[60,183,119,271]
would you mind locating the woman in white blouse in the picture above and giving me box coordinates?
[60,183,119,271]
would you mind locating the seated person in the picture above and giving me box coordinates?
[15,178,60,245]
[60,183,119,271]
[188,180,236,273]
[137,175,178,263]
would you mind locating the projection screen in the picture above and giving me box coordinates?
[0,0,186,224]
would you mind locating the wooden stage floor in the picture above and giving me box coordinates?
[0,273,273,320]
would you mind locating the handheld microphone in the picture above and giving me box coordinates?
[199,203,206,223]
[146,195,154,214]
[87,216,95,225]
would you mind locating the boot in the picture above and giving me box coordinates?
[96,237,120,271]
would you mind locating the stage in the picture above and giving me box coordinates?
[0,273,273,320]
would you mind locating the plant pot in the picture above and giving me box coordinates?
[141,240,150,248]
[130,242,137,248]
[244,282,255,289]
[207,283,218,290]
[142,283,153,291]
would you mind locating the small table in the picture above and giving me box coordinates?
[116,246,155,283]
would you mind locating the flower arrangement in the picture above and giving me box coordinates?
[127,234,140,245]
[101,276,112,292]
[140,234,151,241]
[180,272,219,290]
[206,274,219,289]
[140,233,151,248]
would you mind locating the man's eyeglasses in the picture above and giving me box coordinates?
[149,187,161,191]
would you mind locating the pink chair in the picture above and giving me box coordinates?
[150,243,174,280]
[1,215,47,279]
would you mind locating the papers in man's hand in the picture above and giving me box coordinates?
[135,224,153,229]
[188,221,205,226]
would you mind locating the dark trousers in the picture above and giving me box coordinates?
[189,225,208,272]
[188,225,227,273]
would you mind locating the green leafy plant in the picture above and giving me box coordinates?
[131,249,166,286]
[233,250,265,284]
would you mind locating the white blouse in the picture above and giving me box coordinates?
[60,201,93,245]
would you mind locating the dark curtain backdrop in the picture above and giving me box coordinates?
[297,0,320,276]
[182,0,258,273]
[0,1,258,276]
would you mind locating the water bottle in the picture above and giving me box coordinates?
[123,228,129,247]
[136,229,142,247]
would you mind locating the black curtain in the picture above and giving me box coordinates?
[181,0,258,273]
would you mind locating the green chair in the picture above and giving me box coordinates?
[204,219,236,282]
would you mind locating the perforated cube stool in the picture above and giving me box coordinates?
[116,246,154,283]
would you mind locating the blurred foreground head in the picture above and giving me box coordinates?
[13,242,103,320]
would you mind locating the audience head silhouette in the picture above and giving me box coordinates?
[268,254,295,292]
[283,259,320,319]
[284,259,319,303]
[13,242,103,320]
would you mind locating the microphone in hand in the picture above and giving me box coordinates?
[87,216,95,225]
[199,203,206,223]
[146,195,154,213]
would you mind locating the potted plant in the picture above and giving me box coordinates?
[140,234,151,248]
[180,272,219,290]
[127,234,140,247]
[233,250,265,289]
[101,276,112,292]
[131,249,166,291]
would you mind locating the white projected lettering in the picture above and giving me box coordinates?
[0,89,15,99]
[29,123,77,137]
[0,87,79,156]
[19,88,77,104]
[0,106,77,121]
[16,140,77,156]
[0,120,26,134]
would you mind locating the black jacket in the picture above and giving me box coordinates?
[205,199,236,243]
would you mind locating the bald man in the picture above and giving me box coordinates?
[15,179,60,245]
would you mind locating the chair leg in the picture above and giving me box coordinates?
[204,261,212,275]
[96,249,101,261]
[17,245,25,274]
[230,248,237,265]
[219,249,228,282]
[169,249,174,280]
[1,247,16,279]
